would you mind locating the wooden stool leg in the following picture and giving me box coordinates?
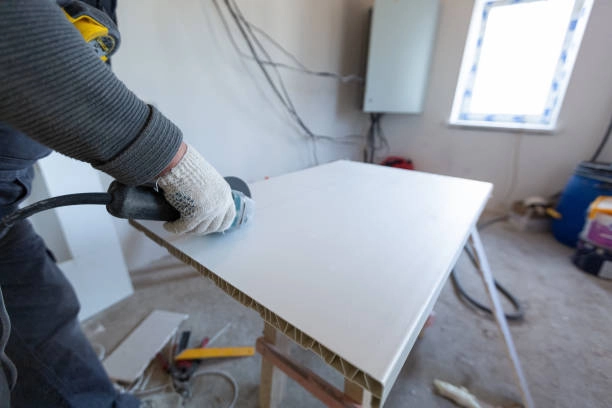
[470,229,535,408]
[260,323,291,408]
[344,379,373,408]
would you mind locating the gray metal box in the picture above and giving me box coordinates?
[363,0,440,113]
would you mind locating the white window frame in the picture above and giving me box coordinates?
[450,0,594,131]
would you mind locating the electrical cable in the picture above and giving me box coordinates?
[364,113,388,163]
[231,0,362,145]
[0,193,111,237]
[547,116,612,205]
[221,0,320,163]
[211,0,363,83]
[375,114,389,156]
[590,113,612,162]
[212,0,363,165]
[502,132,523,205]
[225,0,309,130]
[450,216,525,321]
[168,368,239,407]
[240,21,364,83]
[222,0,295,117]
[230,0,299,111]
[260,61,364,83]
[190,369,240,408]
[134,384,172,397]
[242,21,308,70]
[365,115,375,163]
[140,369,154,392]
[207,322,231,347]
[128,329,239,408]
[451,246,524,321]
[128,373,147,393]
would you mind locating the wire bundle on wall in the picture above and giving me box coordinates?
[364,113,389,163]
[211,0,367,164]
[220,10,364,84]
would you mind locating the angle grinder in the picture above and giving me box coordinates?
[0,177,251,237]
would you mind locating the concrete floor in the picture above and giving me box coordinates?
[85,221,612,408]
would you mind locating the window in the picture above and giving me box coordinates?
[450,0,593,130]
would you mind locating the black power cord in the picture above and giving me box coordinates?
[0,193,110,237]
[451,246,524,321]
[590,113,612,162]
[364,113,389,163]
[450,216,525,321]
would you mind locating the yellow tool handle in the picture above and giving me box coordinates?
[175,346,255,361]
[62,1,120,61]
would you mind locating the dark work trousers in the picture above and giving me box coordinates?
[0,123,139,407]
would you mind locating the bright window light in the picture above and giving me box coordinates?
[450,0,593,130]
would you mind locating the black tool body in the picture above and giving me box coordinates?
[0,177,251,236]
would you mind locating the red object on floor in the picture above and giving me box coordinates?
[381,156,414,170]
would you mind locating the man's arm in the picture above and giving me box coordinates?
[0,0,247,235]
[0,0,181,185]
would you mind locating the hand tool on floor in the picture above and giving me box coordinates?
[172,329,254,364]
[160,330,254,399]
[175,346,255,361]
[0,177,252,237]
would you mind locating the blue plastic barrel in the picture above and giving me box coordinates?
[553,162,612,247]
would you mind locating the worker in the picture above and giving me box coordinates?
[0,0,241,406]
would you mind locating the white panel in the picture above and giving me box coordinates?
[136,160,492,402]
[35,153,133,320]
[363,0,440,113]
[111,0,372,270]
[103,310,187,384]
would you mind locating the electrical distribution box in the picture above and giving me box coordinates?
[363,0,440,114]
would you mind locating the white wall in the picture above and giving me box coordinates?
[382,0,612,210]
[111,0,374,269]
[111,0,612,270]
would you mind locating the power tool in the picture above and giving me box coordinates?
[0,4,253,234]
[62,0,120,62]
[0,177,252,237]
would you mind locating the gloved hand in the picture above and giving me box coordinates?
[157,144,236,235]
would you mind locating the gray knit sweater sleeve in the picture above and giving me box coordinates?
[0,0,182,186]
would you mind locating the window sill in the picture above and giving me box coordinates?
[447,119,558,134]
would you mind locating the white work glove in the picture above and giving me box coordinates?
[157,145,236,235]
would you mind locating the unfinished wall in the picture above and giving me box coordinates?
[382,0,612,210]
[110,0,374,269]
